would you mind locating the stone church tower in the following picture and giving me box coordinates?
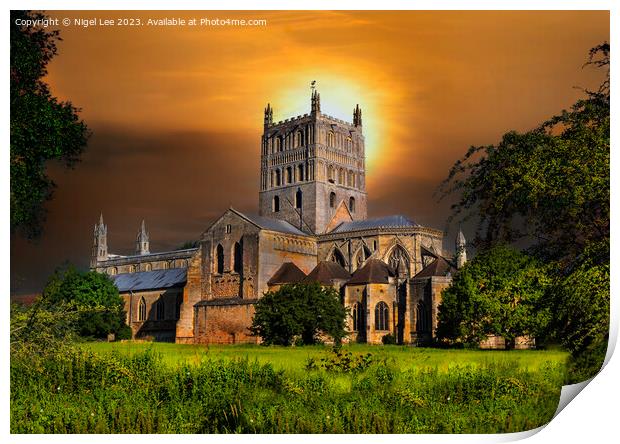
[258,87,368,234]
[91,214,108,267]
[136,219,150,255]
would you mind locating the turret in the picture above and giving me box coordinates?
[353,104,362,127]
[136,219,150,255]
[311,88,321,114]
[456,227,467,269]
[264,103,273,128]
[91,213,108,267]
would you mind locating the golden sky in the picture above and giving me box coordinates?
[11,10,609,293]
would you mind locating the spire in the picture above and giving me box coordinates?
[353,104,362,127]
[136,219,150,255]
[264,103,273,128]
[91,213,108,267]
[455,227,467,269]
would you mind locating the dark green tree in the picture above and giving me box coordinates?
[43,265,128,339]
[250,282,348,346]
[437,245,551,349]
[439,44,609,377]
[439,44,609,264]
[11,10,90,238]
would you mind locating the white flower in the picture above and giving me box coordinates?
[91,412,95,417]
[40,409,43,413]
[447,397,451,401]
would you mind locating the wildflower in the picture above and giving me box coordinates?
[57,386,61,391]
[447,397,451,401]
[250,419,254,423]
[40,409,43,413]
[91,412,95,417]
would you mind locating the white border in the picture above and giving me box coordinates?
[2,2,616,443]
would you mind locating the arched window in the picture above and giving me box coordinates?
[145,263,152,272]
[329,192,336,208]
[156,298,165,320]
[295,189,302,209]
[338,169,345,185]
[355,245,371,270]
[388,245,410,279]
[295,130,304,147]
[163,261,169,270]
[216,244,224,274]
[233,241,243,274]
[297,164,304,181]
[138,297,146,321]
[349,197,356,213]
[108,267,117,276]
[330,248,346,268]
[129,265,136,273]
[327,165,335,183]
[375,302,389,331]
[286,167,292,184]
[275,169,281,186]
[346,137,353,151]
[416,302,428,333]
[352,302,363,332]
[273,195,280,212]
[275,136,282,152]
[327,131,335,147]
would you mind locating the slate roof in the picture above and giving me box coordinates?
[232,209,308,236]
[347,259,396,285]
[330,215,419,234]
[413,256,456,279]
[267,262,307,285]
[303,261,351,285]
[111,268,187,292]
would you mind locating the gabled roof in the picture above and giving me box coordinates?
[304,261,350,285]
[230,208,309,236]
[267,262,307,285]
[413,256,456,279]
[330,215,419,234]
[111,268,187,292]
[347,259,396,285]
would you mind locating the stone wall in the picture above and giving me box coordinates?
[194,300,259,344]
[121,287,183,341]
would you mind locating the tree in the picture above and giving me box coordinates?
[42,265,128,339]
[250,283,348,346]
[437,245,551,349]
[438,44,609,377]
[11,10,90,238]
[439,44,609,265]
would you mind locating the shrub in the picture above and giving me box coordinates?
[382,334,396,345]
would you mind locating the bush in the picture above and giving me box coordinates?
[381,334,396,345]
[116,325,133,341]
[250,282,348,345]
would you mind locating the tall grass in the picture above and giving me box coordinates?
[11,346,565,433]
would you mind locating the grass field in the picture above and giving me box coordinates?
[79,341,568,373]
[12,342,569,434]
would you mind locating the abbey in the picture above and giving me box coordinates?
[90,88,466,345]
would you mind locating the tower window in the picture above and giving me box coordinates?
[233,241,243,273]
[275,169,281,186]
[349,197,356,213]
[327,131,335,147]
[275,136,282,152]
[225,224,232,234]
[297,164,304,181]
[295,131,304,147]
[329,192,336,208]
[273,195,280,212]
[295,189,302,209]
[216,244,224,274]
[286,167,292,184]
[375,301,389,331]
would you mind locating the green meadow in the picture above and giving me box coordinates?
[11,342,568,434]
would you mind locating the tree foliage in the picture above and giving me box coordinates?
[437,245,551,348]
[42,265,128,339]
[11,10,90,238]
[439,43,609,264]
[251,283,348,346]
[438,44,610,379]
